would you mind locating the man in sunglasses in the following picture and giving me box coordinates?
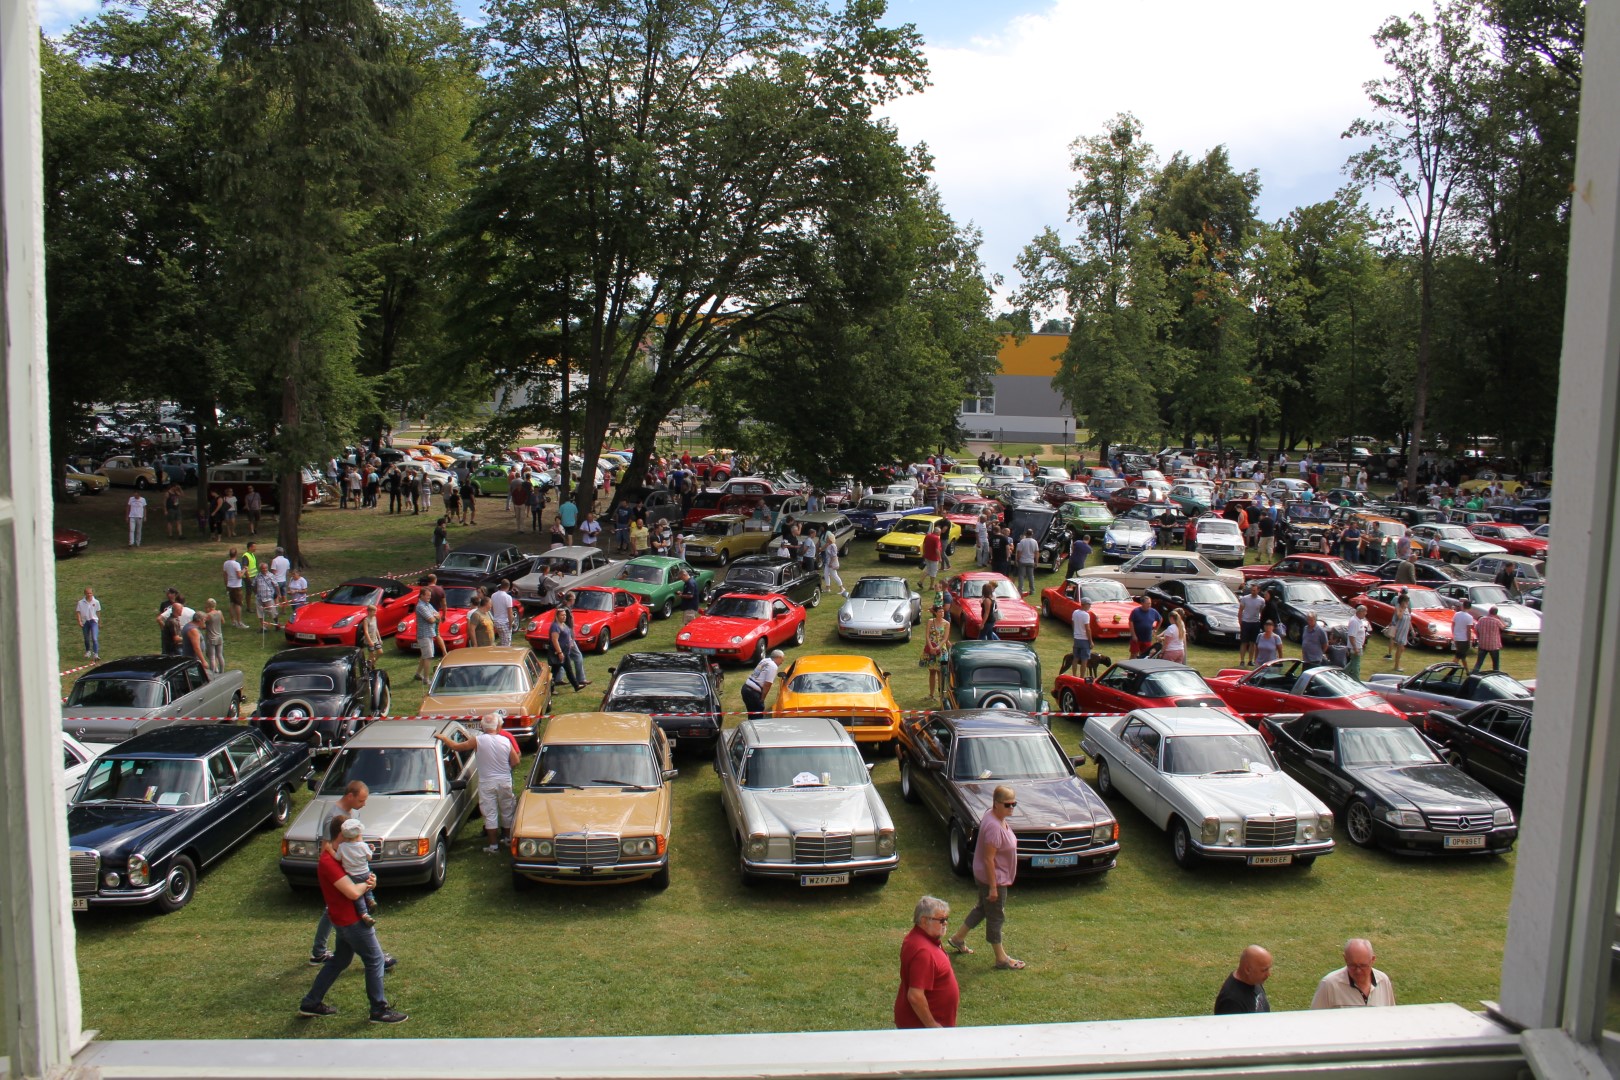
[945,785,1025,970]
[895,895,958,1028]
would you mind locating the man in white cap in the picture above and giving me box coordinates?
[741,648,784,720]
[436,715,520,854]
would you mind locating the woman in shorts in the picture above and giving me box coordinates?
[920,603,951,703]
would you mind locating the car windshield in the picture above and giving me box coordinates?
[973,578,1020,601]
[427,664,524,695]
[1139,670,1215,697]
[1288,503,1331,522]
[1184,581,1237,605]
[726,566,781,586]
[443,587,480,609]
[319,747,441,796]
[74,757,208,807]
[531,743,660,789]
[66,677,162,709]
[962,664,1032,688]
[1336,725,1441,768]
[1078,579,1131,603]
[1496,526,1532,539]
[788,672,883,695]
[891,519,934,535]
[743,745,869,788]
[698,519,734,536]
[1468,585,1513,605]
[1162,734,1275,775]
[1476,674,1533,700]
[325,585,382,607]
[570,590,614,612]
[707,596,769,620]
[614,564,663,584]
[438,552,493,572]
[1401,590,1447,611]
[607,671,709,701]
[856,498,891,511]
[1198,520,1239,536]
[1283,582,1340,604]
[1305,668,1366,697]
[951,735,1071,781]
[1432,526,1472,540]
[852,578,908,600]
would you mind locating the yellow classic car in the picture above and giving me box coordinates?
[874,514,962,562]
[64,464,109,493]
[418,646,553,746]
[95,455,158,489]
[771,654,903,748]
[510,712,675,888]
[407,444,457,468]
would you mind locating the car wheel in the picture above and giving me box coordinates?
[1170,817,1200,869]
[752,638,768,664]
[947,820,972,877]
[426,837,448,891]
[659,597,675,620]
[135,476,149,490]
[1287,621,1303,643]
[273,699,317,738]
[1443,749,1464,768]
[899,758,921,804]
[840,543,850,558]
[715,551,729,568]
[649,864,671,890]
[635,614,650,638]
[1192,619,1210,645]
[945,541,957,556]
[1346,799,1377,848]
[264,787,293,829]
[806,586,821,609]
[903,624,912,643]
[154,854,197,914]
[226,691,242,720]
[1095,758,1114,796]
[792,621,805,646]
[980,692,1016,710]
[373,679,392,717]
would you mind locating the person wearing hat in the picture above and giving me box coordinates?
[741,648,784,720]
[921,601,952,703]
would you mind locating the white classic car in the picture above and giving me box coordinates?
[1080,708,1336,869]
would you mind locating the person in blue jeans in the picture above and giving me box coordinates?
[557,496,579,544]
[298,816,406,1024]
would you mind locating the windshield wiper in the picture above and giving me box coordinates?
[591,778,655,789]
[532,782,583,790]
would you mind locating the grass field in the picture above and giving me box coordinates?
[53,487,1531,1038]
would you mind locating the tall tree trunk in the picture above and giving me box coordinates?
[278,365,305,568]
[1406,265,1433,493]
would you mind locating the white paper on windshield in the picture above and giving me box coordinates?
[791,771,824,787]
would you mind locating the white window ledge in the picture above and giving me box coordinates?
[60,1004,1522,1079]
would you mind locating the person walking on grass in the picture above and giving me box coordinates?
[360,604,383,665]
[433,518,449,567]
[821,531,847,596]
[921,602,951,703]
[920,524,944,595]
[183,611,209,670]
[467,595,497,647]
[223,549,246,628]
[297,815,406,1025]
[412,593,438,683]
[76,586,101,661]
[164,483,184,540]
[254,567,280,630]
[510,475,529,533]
[243,487,262,536]
[895,896,959,1029]
[1473,605,1505,672]
[126,490,147,547]
[491,580,515,647]
[203,600,225,673]
[945,784,1025,970]
[1014,528,1039,597]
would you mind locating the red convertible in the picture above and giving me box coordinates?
[395,584,481,653]
[1053,658,1230,719]
[674,591,805,664]
[1238,554,1380,603]
[945,572,1040,642]
[1468,522,1549,558]
[1350,584,1457,650]
[284,576,419,646]
[1039,576,1136,640]
[1206,659,1402,719]
[524,586,651,654]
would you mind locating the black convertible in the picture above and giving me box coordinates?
[67,725,312,913]
[252,646,391,755]
[708,555,822,609]
[1260,710,1516,856]
[599,651,724,752]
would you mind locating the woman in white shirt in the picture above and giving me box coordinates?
[1155,609,1187,663]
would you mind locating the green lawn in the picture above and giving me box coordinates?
[54,489,1528,1037]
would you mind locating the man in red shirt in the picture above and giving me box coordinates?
[298,817,407,1024]
[895,896,959,1028]
[921,526,944,594]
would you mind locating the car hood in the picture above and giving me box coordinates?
[954,776,1105,827]
[289,603,363,629]
[683,616,767,640]
[515,788,667,837]
[839,598,907,624]
[68,802,187,856]
[1189,602,1241,625]
[286,794,444,844]
[1106,521,1154,535]
[1164,770,1327,819]
[1347,762,1505,812]
[741,785,883,835]
[1494,605,1542,631]
[613,580,665,597]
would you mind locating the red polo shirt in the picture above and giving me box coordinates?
[894,926,959,1028]
[922,533,943,563]
[317,851,362,928]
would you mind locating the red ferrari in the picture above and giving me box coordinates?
[395,584,481,653]
[1039,576,1136,640]
[1238,554,1380,603]
[1350,584,1457,650]
[525,586,651,654]
[945,572,1040,642]
[1053,658,1230,719]
[284,576,419,646]
[674,591,805,664]
[1206,658,1403,719]
[1468,522,1549,558]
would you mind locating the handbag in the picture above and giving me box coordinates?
[1381,623,1396,640]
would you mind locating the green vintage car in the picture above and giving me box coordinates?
[469,462,512,496]
[609,556,715,619]
[943,640,1047,713]
[1058,499,1114,533]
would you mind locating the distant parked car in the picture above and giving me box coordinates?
[599,651,724,752]
[836,575,922,642]
[1365,662,1533,714]
[62,655,245,751]
[251,646,391,756]
[1419,699,1533,804]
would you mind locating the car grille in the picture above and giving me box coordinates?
[793,832,853,864]
[1426,813,1493,833]
[69,849,99,896]
[1243,816,1297,847]
[554,834,621,867]
[831,715,884,729]
[1014,828,1096,856]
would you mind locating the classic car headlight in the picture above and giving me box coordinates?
[891,607,906,624]
[384,839,429,857]
[1299,822,1317,841]
[745,835,769,861]
[1201,817,1220,845]
[839,609,852,624]
[1093,822,1115,843]
[1319,812,1333,835]
[528,617,541,632]
[1493,808,1516,827]
[1104,532,1119,546]
[1383,808,1424,828]
[877,828,896,855]
[677,631,691,641]
[103,871,121,888]
[126,853,150,887]
[729,636,744,644]
[621,837,660,857]
[283,839,319,858]
[332,613,360,629]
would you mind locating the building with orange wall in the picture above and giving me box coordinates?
[960,333,1075,444]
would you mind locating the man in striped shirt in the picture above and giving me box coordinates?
[1472,606,1506,673]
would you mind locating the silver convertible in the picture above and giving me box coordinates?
[714,716,898,887]
[835,575,922,642]
[62,655,245,752]
[1080,708,1336,870]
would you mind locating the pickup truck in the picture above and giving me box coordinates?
[845,494,931,539]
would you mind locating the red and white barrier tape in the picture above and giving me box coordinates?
[54,709,1277,725]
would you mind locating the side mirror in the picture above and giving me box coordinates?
[865,762,875,773]
[662,768,679,781]
[1070,754,1088,769]
[922,758,944,772]
[881,671,891,680]
[450,777,468,791]
[1311,748,1333,762]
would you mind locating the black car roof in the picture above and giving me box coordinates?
[1300,710,1408,729]
[99,724,255,757]
[612,652,712,675]
[445,540,517,555]
[932,710,1051,735]
[263,646,357,670]
[729,555,792,567]
[80,655,189,679]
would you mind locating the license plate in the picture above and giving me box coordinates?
[860,629,887,636]
[296,633,315,641]
[1248,854,1293,866]
[1445,834,1486,849]
[690,647,717,656]
[800,872,850,886]
[72,898,87,911]
[682,727,709,737]
[1032,854,1078,868]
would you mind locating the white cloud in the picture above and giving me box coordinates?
[39,0,104,36]
[882,0,1412,299]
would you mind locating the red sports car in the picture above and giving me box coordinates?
[1206,658,1403,719]
[395,585,481,653]
[940,493,1002,537]
[284,576,419,646]
[1238,554,1380,603]
[1053,658,1230,719]
[1039,576,1136,640]
[1351,584,1457,650]
[945,572,1040,642]
[1468,522,1549,558]
[524,586,651,654]
[674,591,805,664]
[53,526,89,559]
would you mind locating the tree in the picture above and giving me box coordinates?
[1344,1,1487,490]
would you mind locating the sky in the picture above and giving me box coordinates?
[40,0,1414,303]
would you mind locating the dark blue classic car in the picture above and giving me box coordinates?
[67,725,312,913]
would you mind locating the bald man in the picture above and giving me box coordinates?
[1213,945,1272,1014]
[1310,937,1396,1008]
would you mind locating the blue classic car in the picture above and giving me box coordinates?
[844,493,931,538]
[67,725,312,913]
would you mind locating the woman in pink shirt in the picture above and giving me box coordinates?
[945,785,1025,969]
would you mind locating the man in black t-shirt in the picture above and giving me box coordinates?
[1213,945,1273,1014]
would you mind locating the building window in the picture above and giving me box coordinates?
[960,395,995,416]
